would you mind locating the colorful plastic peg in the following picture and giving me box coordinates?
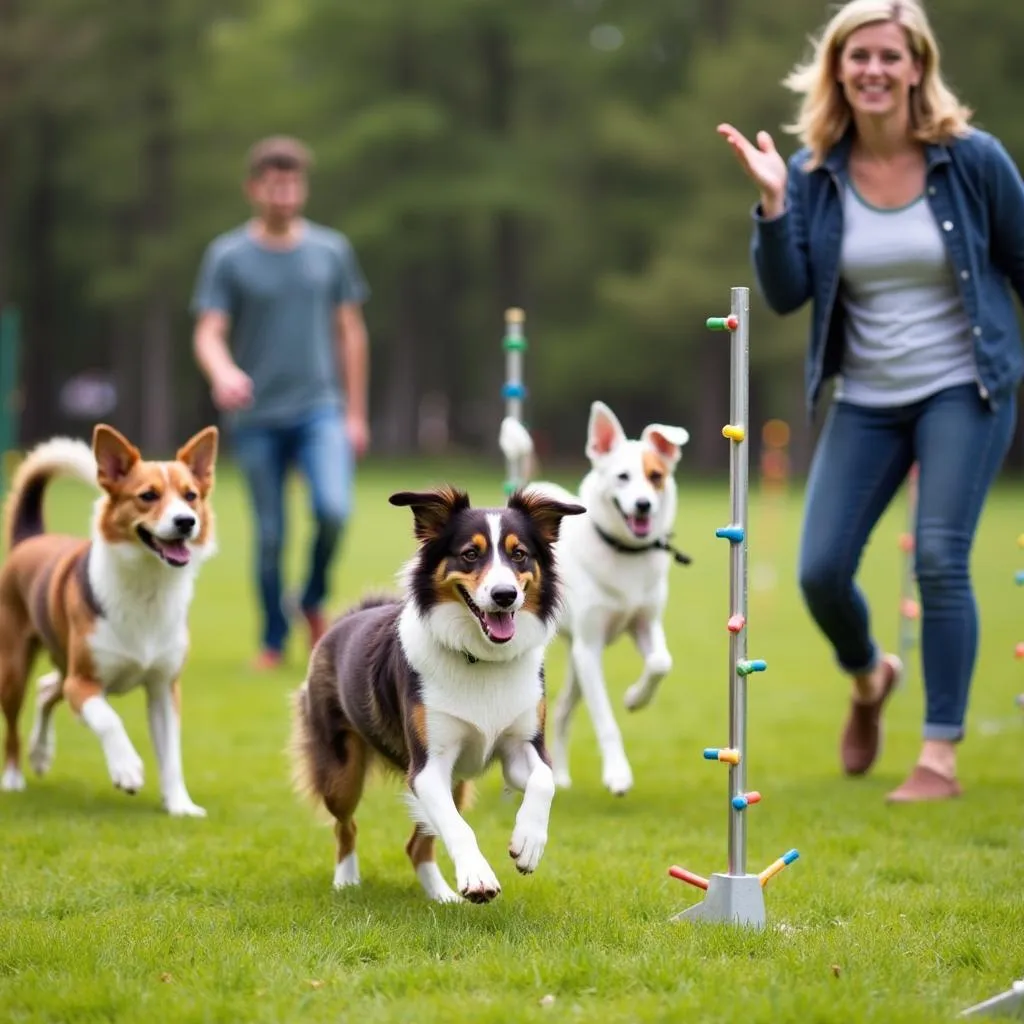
[737,659,767,676]
[668,866,709,891]
[1016,570,1024,586]
[898,532,914,553]
[1015,642,1024,659]
[727,614,746,634]
[715,525,745,543]
[722,424,746,442]
[706,314,739,331]
[703,747,741,765]
[501,382,527,400]
[758,848,800,887]
[900,598,920,619]
[731,791,762,811]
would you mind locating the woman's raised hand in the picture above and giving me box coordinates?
[717,123,788,217]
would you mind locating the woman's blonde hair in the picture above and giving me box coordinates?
[782,0,972,167]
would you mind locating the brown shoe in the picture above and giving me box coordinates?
[886,764,963,803]
[250,649,284,672]
[840,653,902,776]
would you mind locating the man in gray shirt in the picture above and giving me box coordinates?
[191,136,370,670]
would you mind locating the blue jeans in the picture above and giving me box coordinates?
[231,407,354,653]
[798,383,1016,742]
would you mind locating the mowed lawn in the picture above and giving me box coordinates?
[1,455,1022,1024]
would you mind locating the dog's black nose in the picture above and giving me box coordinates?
[635,498,652,515]
[490,585,518,609]
[173,513,197,534]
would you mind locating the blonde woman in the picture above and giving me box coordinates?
[718,0,1024,802]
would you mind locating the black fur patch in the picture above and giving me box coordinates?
[303,594,425,777]
[11,475,47,547]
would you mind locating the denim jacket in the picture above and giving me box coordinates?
[751,126,1024,419]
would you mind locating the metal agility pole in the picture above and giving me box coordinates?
[668,286,799,929]
[502,307,528,495]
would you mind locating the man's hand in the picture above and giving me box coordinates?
[346,409,370,458]
[211,365,254,412]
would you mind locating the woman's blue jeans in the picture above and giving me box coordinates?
[798,383,1016,742]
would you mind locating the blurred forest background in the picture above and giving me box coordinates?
[2,0,1024,475]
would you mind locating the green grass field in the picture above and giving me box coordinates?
[2,458,1022,1023]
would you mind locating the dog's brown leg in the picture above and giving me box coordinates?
[0,623,38,791]
[320,728,369,889]
[405,780,469,904]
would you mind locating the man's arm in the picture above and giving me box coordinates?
[191,243,253,412]
[193,310,234,384]
[193,311,253,413]
[336,302,370,455]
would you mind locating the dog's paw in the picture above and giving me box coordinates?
[623,681,654,712]
[165,795,207,818]
[1,764,26,792]
[602,759,634,796]
[27,732,55,777]
[416,862,462,904]
[332,853,361,889]
[508,823,547,874]
[105,743,145,794]
[455,852,501,904]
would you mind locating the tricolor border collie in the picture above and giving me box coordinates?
[0,424,218,815]
[289,485,584,904]
[499,400,690,796]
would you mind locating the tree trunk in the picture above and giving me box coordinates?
[0,0,18,315]
[137,1,175,453]
[21,111,59,444]
[378,263,420,454]
[479,20,524,312]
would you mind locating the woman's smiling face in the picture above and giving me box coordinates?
[837,20,922,122]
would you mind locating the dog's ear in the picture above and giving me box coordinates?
[509,487,586,546]
[93,424,140,493]
[642,423,690,467]
[176,426,219,496]
[389,486,470,543]
[586,401,626,460]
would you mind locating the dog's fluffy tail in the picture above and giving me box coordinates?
[287,680,320,807]
[2,437,98,553]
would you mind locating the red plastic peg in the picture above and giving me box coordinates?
[668,866,709,890]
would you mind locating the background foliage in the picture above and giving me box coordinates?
[3,0,1024,472]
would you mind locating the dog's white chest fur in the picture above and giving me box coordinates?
[398,606,544,777]
[87,545,196,695]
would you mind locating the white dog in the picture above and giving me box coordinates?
[499,400,690,795]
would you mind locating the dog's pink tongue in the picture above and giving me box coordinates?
[160,541,191,566]
[484,612,515,642]
[628,515,652,537]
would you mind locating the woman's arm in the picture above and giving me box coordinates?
[750,152,813,316]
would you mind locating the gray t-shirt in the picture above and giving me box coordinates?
[835,186,976,407]
[191,220,370,428]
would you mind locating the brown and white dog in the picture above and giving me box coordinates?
[0,424,218,815]
[289,485,584,904]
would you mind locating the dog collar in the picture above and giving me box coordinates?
[592,522,692,566]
